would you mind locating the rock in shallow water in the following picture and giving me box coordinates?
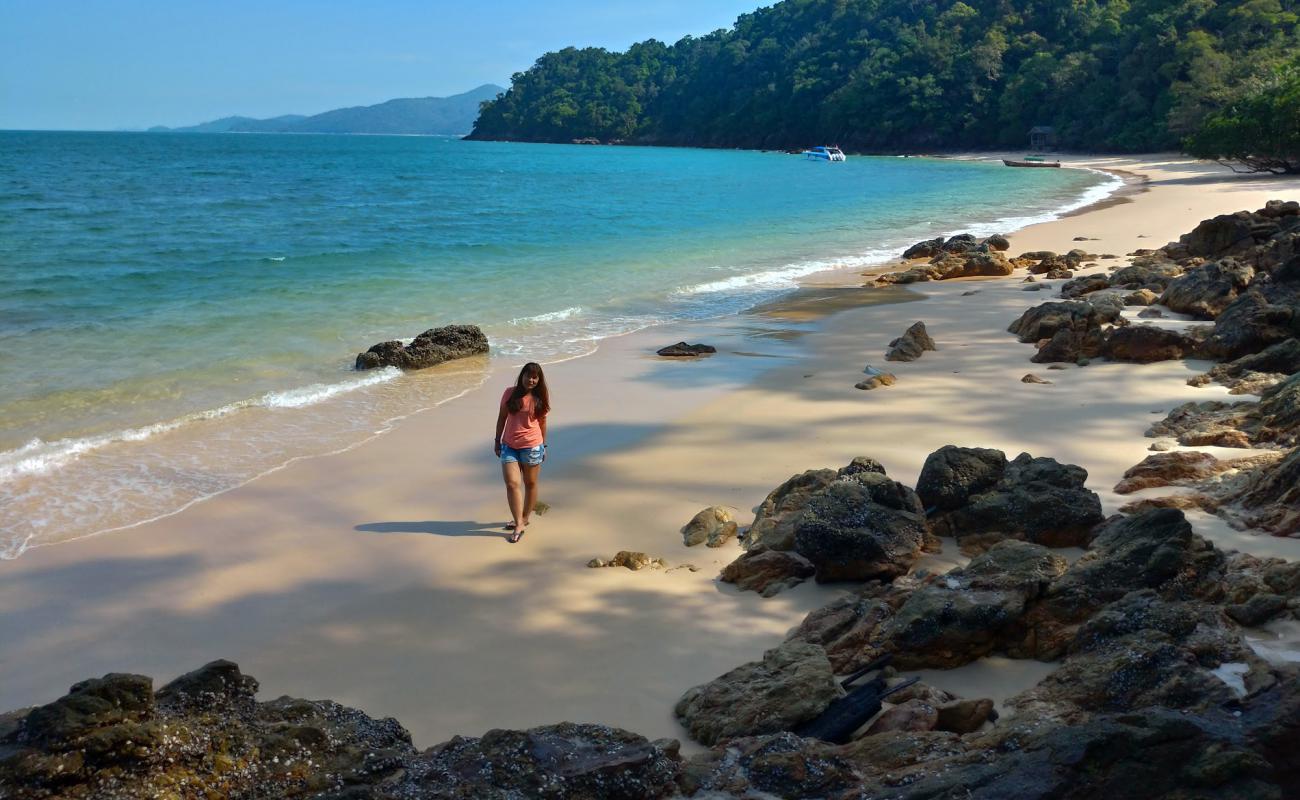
[356,324,488,370]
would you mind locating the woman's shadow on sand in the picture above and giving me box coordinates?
[355,520,509,539]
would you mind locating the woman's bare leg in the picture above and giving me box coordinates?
[501,462,525,531]
[520,463,541,526]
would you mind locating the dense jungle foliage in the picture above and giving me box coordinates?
[1185,55,1300,172]
[468,0,1300,153]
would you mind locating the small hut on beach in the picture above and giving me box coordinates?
[1029,126,1057,151]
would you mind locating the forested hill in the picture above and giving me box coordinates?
[468,0,1300,152]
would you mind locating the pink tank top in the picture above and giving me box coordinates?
[500,387,545,448]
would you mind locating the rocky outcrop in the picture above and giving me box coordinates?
[914,445,1006,513]
[719,550,816,596]
[1147,400,1257,448]
[884,540,1068,668]
[1015,509,1225,661]
[1007,300,1122,364]
[1227,446,1300,534]
[1159,258,1256,319]
[407,723,682,799]
[673,641,842,746]
[1102,324,1203,363]
[899,233,1008,261]
[0,660,420,800]
[657,342,717,356]
[787,585,898,672]
[792,472,929,582]
[884,321,936,362]
[743,459,886,553]
[745,469,839,553]
[1189,337,1300,394]
[1200,260,1300,360]
[924,450,1104,553]
[877,245,1013,284]
[682,506,737,547]
[356,324,489,370]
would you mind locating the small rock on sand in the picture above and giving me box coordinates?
[1021,373,1052,384]
[657,342,716,357]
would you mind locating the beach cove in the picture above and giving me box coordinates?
[2,151,1299,767]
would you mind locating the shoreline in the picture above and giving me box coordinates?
[1,153,1118,561]
[2,154,1298,750]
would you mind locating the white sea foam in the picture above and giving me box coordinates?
[0,368,402,482]
[508,306,584,325]
[676,247,901,296]
[260,367,400,408]
[964,169,1126,237]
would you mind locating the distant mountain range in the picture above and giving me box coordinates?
[150,84,504,136]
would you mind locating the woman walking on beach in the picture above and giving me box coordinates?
[494,362,549,543]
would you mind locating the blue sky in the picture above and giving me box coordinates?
[0,1,764,130]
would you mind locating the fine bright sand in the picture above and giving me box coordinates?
[2,154,1299,749]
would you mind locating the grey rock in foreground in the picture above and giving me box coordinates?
[673,640,842,746]
[356,324,489,370]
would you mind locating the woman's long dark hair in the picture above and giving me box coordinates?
[507,362,549,416]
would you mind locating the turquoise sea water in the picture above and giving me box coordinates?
[0,131,1118,557]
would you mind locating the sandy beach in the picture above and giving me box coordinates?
[2,153,1298,750]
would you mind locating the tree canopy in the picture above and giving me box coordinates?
[469,0,1300,153]
[1185,56,1300,173]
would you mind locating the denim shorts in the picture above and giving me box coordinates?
[500,443,545,466]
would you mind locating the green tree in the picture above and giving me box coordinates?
[1185,58,1300,173]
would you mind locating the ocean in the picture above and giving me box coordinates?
[0,131,1119,557]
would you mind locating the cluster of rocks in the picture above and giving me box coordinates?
[719,445,1102,600]
[15,495,1297,798]
[587,550,668,570]
[1041,202,1300,536]
[875,233,1014,283]
[356,324,489,371]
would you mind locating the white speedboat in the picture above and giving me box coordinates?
[802,146,846,162]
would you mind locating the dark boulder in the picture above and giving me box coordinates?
[1017,509,1223,659]
[787,588,896,672]
[656,342,716,357]
[914,445,1006,512]
[356,324,489,370]
[1102,325,1203,363]
[1008,300,1120,344]
[1180,211,1260,258]
[1189,337,1300,394]
[1160,259,1256,319]
[674,641,843,746]
[885,321,937,362]
[928,452,1105,552]
[902,236,945,259]
[404,723,682,799]
[1202,267,1300,359]
[885,541,1068,669]
[792,473,929,582]
[1258,371,1300,447]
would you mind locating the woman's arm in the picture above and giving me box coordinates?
[494,407,507,454]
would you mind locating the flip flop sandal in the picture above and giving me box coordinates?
[508,529,525,544]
